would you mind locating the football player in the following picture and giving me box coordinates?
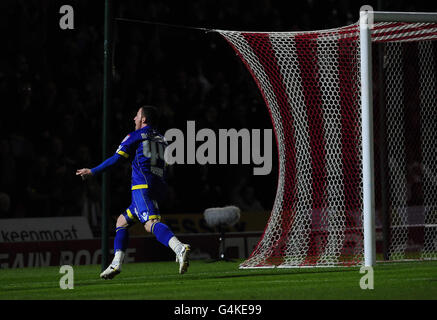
[76,106,190,279]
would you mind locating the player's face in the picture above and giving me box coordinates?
[134,108,144,130]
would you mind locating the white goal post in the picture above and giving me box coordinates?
[360,10,437,266]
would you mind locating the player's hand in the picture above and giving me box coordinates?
[76,168,93,180]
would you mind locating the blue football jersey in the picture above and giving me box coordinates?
[115,126,167,189]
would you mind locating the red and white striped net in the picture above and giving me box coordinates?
[217,21,437,268]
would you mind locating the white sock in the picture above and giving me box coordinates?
[168,236,183,255]
[112,250,125,266]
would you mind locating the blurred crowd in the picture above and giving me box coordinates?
[0,0,433,234]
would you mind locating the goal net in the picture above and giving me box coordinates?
[215,12,437,267]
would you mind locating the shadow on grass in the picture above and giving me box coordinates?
[197,264,360,280]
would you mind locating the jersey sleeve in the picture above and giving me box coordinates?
[115,132,137,159]
[90,153,123,176]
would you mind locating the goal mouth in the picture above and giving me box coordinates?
[215,10,437,268]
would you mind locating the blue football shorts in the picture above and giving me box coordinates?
[122,187,161,225]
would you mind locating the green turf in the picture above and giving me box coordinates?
[1,260,436,300]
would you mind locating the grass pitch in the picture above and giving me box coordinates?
[1,260,436,300]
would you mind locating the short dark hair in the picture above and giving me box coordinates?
[140,105,159,127]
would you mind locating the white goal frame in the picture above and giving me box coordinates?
[359,9,437,266]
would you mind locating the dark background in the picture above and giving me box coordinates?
[0,0,435,235]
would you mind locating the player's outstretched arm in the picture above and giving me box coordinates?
[76,153,123,181]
